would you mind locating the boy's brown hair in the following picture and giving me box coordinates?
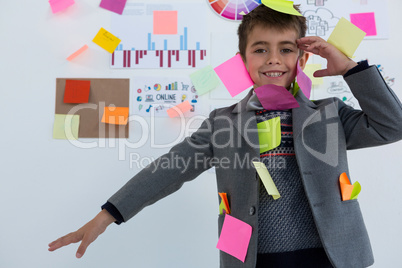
[238,4,307,60]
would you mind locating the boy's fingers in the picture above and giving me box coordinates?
[314,69,329,78]
[48,232,82,251]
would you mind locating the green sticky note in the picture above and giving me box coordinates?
[257,117,281,154]
[190,65,221,95]
[253,161,280,200]
[219,199,226,214]
[327,17,366,58]
[261,0,302,16]
[350,181,361,200]
[53,114,80,140]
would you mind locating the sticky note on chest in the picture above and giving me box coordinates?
[257,117,281,154]
[93,28,121,53]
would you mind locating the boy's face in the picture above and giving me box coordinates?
[243,25,309,89]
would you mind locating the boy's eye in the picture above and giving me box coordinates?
[281,48,293,53]
[254,49,267,53]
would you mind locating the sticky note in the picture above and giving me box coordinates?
[219,200,227,215]
[49,0,74,14]
[261,0,302,16]
[304,64,323,85]
[99,0,127,15]
[216,214,252,263]
[64,80,91,103]
[93,28,121,53]
[166,101,193,118]
[296,60,312,99]
[339,172,354,201]
[350,12,377,37]
[153,11,178,35]
[66,45,88,61]
[101,107,129,125]
[239,11,246,15]
[190,65,220,95]
[253,161,280,200]
[350,181,361,200]
[214,54,254,97]
[53,114,80,140]
[254,84,300,110]
[327,17,366,58]
[257,117,281,154]
[219,192,231,215]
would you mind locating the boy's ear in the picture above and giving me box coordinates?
[236,51,247,63]
[298,52,310,70]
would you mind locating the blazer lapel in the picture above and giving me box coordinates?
[292,89,318,140]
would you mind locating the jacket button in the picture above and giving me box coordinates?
[249,206,256,215]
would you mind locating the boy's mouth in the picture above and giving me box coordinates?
[263,72,284,78]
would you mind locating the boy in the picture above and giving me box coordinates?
[49,4,402,268]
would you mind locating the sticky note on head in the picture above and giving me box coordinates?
[93,28,121,53]
[327,17,366,58]
[63,80,91,103]
[153,11,178,35]
[190,65,220,95]
[214,54,254,97]
[53,114,80,140]
[261,0,302,16]
[216,214,252,263]
[99,0,127,15]
[350,12,377,37]
[102,107,129,125]
[49,0,75,14]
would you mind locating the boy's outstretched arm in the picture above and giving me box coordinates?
[297,36,358,77]
[48,209,116,258]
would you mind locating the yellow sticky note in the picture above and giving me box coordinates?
[101,107,129,125]
[53,114,80,140]
[304,64,323,85]
[253,161,280,200]
[350,181,361,200]
[239,11,246,15]
[257,117,281,154]
[261,0,302,16]
[93,28,121,53]
[327,17,366,58]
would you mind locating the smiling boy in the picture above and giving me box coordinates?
[49,4,402,268]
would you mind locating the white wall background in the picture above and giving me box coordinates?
[1,0,401,267]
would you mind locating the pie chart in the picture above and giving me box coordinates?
[208,0,261,21]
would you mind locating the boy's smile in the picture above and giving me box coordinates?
[243,25,308,89]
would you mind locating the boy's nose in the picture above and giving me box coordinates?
[266,52,281,65]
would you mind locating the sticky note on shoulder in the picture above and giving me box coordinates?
[327,17,366,58]
[93,28,121,53]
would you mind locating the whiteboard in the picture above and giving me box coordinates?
[0,0,401,267]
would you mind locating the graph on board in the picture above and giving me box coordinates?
[111,3,208,69]
[207,0,261,21]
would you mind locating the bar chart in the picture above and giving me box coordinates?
[111,3,208,69]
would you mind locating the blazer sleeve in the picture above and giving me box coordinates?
[340,65,402,149]
[106,109,217,222]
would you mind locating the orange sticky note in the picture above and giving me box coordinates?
[64,80,91,103]
[101,107,129,125]
[219,192,231,215]
[339,172,354,201]
[67,45,88,61]
[166,101,193,118]
[153,11,178,35]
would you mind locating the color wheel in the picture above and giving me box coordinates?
[208,0,262,21]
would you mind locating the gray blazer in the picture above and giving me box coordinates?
[108,66,402,268]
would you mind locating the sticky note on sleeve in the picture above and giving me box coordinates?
[93,28,121,53]
[216,214,252,263]
[327,17,366,58]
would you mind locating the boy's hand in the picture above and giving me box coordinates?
[48,209,115,258]
[297,36,357,77]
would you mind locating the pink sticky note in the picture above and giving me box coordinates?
[66,45,88,61]
[350,12,377,36]
[214,54,254,97]
[255,84,300,110]
[49,0,74,13]
[153,11,178,35]
[166,101,193,118]
[99,0,127,15]
[296,60,312,99]
[216,214,252,263]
